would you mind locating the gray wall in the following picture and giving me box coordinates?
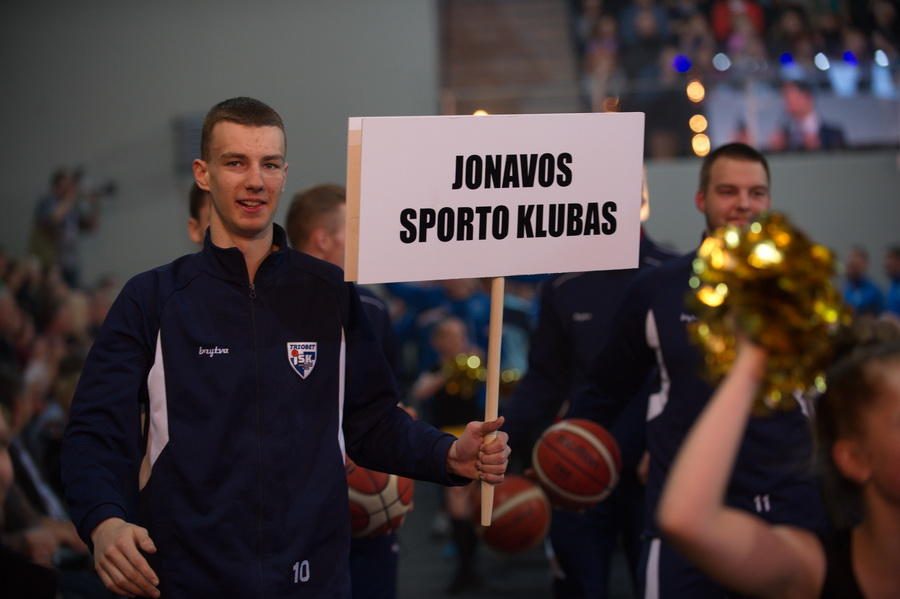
[1,0,439,284]
[2,2,898,287]
[645,150,900,286]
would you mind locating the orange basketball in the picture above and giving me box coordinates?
[346,460,414,538]
[532,418,622,511]
[475,475,551,554]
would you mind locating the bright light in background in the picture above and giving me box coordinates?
[686,80,705,103]
[842,50,858,65]
[814,52,830,70]
[779,52,794,65]
[692,133,711,156]
[712,52,731,71]
[875,49,889,67]
[673,54,692,73]
[472,109,489,116]
[689,114,708,133]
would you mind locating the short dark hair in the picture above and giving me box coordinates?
[286,184,346,249]
[189,182,210,220]
[200,97,285,161]
[782,79,815,97]
[816,318,900,526]
[698,142,770,194]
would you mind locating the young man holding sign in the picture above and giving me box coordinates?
[61,97,509,598]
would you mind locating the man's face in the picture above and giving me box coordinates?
[783,84,814,119]
[193,122,287,243]
[846,249,868,280]
[695,157,770,231]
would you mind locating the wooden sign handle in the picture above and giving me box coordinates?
[480,276,505,526]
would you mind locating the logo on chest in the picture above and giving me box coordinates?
[198,346,230,357]
[287,342,318,379]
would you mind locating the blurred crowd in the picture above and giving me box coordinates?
[1,170,118,596]
[571,0,900,156]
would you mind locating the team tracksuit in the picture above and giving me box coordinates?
[62,225,463,598]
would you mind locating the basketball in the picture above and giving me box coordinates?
[475,474,551,554]
[346,460,414,538]
[532,418,622,511]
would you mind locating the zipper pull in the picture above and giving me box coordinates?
[249,283,256,299]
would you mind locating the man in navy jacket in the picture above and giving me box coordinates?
[503,184,677,598]
[575,143,825,598]
[61,97,510,598]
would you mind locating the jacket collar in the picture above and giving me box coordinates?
[201,224,290,284]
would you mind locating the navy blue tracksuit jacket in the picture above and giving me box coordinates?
[62,225,462,598]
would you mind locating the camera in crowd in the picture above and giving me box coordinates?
[73,166,118,199]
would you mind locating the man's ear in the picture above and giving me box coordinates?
[193,159,211,192]
[694,190,706,215]
[832,438,871,485]
[311,227,331,254]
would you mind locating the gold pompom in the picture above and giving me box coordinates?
[687,212,851,412]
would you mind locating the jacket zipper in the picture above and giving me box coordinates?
[249,281,264,597]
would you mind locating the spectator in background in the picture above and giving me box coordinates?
[769,80,847,151]
[411,316,484,594]
[187,183,212,245]
[710,0,765,46]
[87,276,117,339]
[768,3,814,59]
[678,12,717,78]
[386,278,490,384]
[844,245,885,316]
[0,287,19,371]
[885,245,900,317]
[0,389,59,598]
[583,14,626,111]
[1,363,104,599]
[29,169,102,288]
[620,5,667,87]
[619,0,669,47]
[870,0,899,57]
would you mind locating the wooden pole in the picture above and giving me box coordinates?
[481,276,505,526]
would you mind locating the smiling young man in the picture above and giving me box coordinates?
[61,97,510,598]
[571,143,826,598]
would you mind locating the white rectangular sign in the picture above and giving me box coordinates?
[346,112,644,284]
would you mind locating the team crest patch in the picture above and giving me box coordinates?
[287,342,317,379]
